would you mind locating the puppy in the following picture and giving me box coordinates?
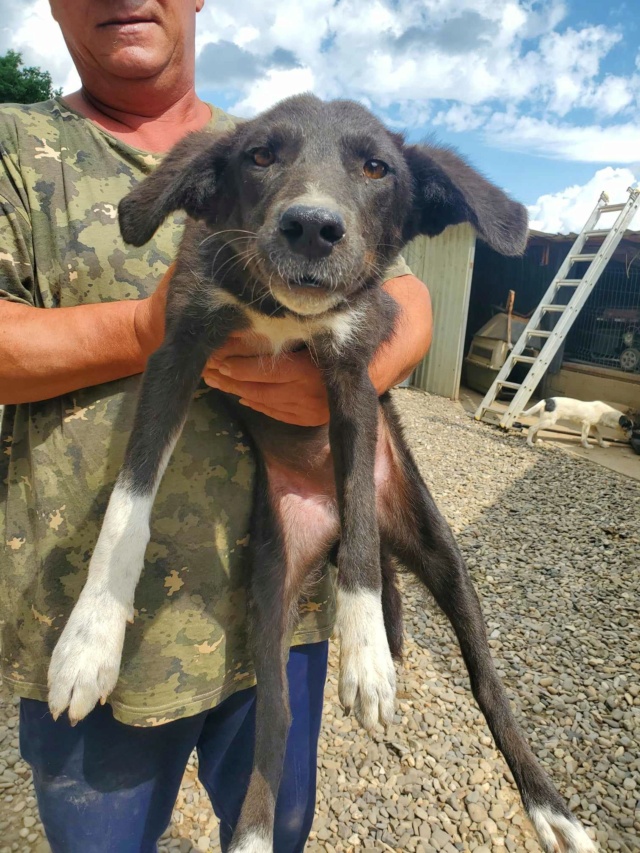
[523,398,634,449]
[48,95,596,853]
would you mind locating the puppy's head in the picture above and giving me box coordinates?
[119,94,528,316]
[619,415,634,439]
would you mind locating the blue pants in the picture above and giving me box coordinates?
[20,642,328,853]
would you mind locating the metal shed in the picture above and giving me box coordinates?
[403,223,477,399]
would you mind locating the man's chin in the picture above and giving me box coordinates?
[96,42,172,81]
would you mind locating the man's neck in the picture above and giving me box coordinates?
[62,86,213,153]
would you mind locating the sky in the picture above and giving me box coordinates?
[2,0,640,234]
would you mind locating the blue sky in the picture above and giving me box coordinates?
[5,0,640,233]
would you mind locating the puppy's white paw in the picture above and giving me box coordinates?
[529,806,598,853]
[48,590,128,724]
[228,830,272,853]
[336,588,396,732]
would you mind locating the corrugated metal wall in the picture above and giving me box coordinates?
[403,223,476,399]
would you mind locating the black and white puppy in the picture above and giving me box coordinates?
[48,95,596,853]
[523,397,634,449]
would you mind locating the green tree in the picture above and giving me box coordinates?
[0,50,61,104]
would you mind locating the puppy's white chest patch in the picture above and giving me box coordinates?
[246,306,362,354]
[210,286,363,354]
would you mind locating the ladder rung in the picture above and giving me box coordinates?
[569,253,597,262]
[556,279,582,286]
[540,304,566,312]
[526,330,551,337]
[585,230,609,237]
[599,203,625,213]
[512,355,536,364]
[498,381,521,389]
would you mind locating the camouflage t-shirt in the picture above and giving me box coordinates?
[0,98,411,726]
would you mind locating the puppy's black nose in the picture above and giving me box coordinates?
[279,205,345,258]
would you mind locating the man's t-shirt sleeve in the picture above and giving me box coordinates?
[0,133,35,307]
[382,254,413,282]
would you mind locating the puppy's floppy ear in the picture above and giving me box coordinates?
[402,143,528,256]
[619,415,633,430]
[119,128,237,247]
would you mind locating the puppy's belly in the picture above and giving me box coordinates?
[266,456,340,582]
[259,413,398,580]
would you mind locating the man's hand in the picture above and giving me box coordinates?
[203,337,329,427]
[202,274,433,427]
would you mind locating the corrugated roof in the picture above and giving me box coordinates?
[526,229,640,266]
[528,228,640,243]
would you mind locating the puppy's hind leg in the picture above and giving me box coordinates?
[380,412,596,852]
[48,314,218,724]
[228,472,311,853]
[528,413,555,447]
[526,422,539,447]
[381,545,403,661]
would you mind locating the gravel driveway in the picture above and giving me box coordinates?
[1,389,638,853]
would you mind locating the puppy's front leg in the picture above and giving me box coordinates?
[323,361,395,732]
[48,309,233,723]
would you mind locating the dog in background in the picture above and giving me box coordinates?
[48,95,597,853]
[523,397,634,449]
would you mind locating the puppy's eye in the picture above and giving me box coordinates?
[363,159,389,179]
[251,147,275,167]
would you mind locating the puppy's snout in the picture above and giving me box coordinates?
[279,205,345,259]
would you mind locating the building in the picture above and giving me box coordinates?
[407,224,640,410]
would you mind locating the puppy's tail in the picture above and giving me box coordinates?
[521,400,546,417]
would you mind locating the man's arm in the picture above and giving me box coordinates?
[0,149,170,407]
[371,273,433,390]
[203,274,433,427]
[1,271,431,415]
[0,275,168,405]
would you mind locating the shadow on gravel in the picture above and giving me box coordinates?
[400,411,639,853]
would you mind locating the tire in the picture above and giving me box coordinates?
[619,348,640,372]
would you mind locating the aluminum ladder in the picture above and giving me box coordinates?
[474,186,640,428]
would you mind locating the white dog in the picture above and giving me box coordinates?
[522,398,634,449]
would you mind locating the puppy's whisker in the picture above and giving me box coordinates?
[212,247,259,283]
[210,237,257,277]
[199,228,257,249]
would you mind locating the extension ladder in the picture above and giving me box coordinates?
[474,186,640,428]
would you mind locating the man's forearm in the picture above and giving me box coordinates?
[370,275,433,394]
[0,300,147,404]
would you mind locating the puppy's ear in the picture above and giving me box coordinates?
[619,415,633,430]
[119,129,237,246]
[402,144,528,256]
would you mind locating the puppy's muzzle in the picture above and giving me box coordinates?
[279,204,346,262]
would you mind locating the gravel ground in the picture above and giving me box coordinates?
[1,389,638,853]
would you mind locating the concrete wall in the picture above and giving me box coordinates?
[403,223,476,399]
[544,362,640,410]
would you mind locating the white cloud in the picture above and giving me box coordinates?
[3,0,640,167]
[433,103,489,132]
[582,75,637,118]
[230,67,316,116]
[528,167,640,233]
[484,113,640,163]
[193,0,640,163]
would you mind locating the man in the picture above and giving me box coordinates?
[0,1,433,851]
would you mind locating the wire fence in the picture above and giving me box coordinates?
[564,265,640,374]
